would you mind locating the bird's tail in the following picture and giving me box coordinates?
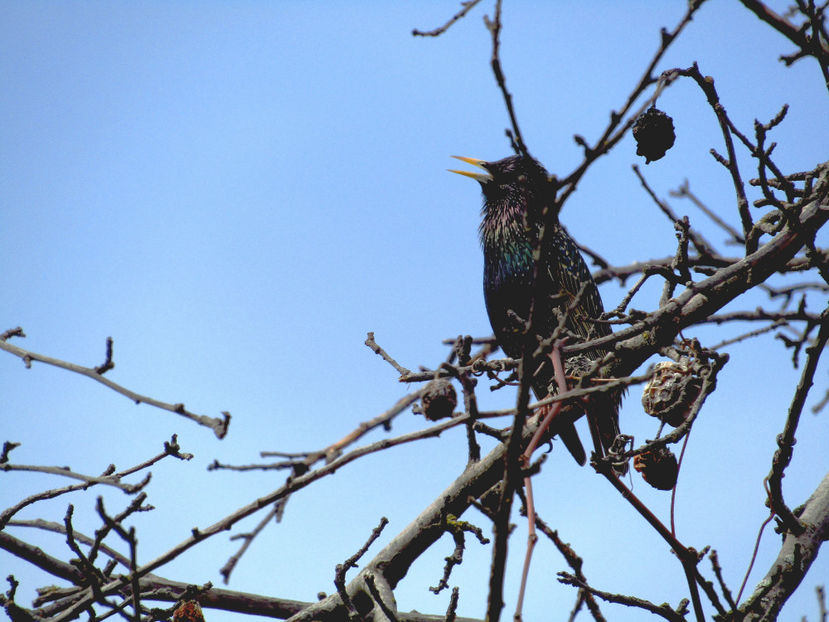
[534,402,587,466]
[559,421,588,466]
[530,357,626,472]
[587,390,627,475]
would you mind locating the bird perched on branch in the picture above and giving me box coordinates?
[450,154,624,471]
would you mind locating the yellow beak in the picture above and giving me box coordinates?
[448,156,492,182]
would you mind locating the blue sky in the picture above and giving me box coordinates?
[2,2,828,621]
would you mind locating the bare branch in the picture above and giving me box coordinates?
[765,308,829,535]
[483,0,528,157]
[366,332,412,377]
[412,0,483,37]
[557,572,688,622]
[0,331,230,438]
[738,471,829,620]
[670,179,745,245]
[557,1,708,207]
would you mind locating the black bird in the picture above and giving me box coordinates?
[451,154,623,469]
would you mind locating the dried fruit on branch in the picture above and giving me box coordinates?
[421,378,458,421]
[642,360,702,427]
[173,601,205,622]
[632,107,675,163]
[634,447,679,490]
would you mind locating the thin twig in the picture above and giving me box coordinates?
[483,0,528,157]
[365,332,412,376]
[671,180,745,245]
[765,307,829,535]
[0,333,229,438]
[412,0,483,37]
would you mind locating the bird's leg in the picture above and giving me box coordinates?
[523,340,569,460]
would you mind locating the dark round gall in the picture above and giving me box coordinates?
[634,447,679,490]
[632,107,675,163]
[421,378,457,421]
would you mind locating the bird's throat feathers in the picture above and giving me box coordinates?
[479,196,535,250]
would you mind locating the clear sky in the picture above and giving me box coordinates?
[2,2,828,621]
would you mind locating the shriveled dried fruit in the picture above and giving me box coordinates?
[642,361,702,427]
[634,447,678,490]
[633,107,675,163]
[173,601,205,622]
[421,378,458,421]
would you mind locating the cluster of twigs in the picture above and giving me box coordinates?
[3,1,828,621]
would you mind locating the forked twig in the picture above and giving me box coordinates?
[0,331,230,438]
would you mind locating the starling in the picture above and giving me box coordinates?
[450,154,623,470]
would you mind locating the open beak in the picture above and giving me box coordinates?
[448,156,492,182]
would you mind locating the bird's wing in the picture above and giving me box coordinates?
[541,225,625,472]
[542,225,610,343]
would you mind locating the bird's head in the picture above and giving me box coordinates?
[449,155,555,216]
